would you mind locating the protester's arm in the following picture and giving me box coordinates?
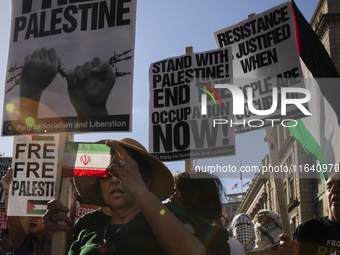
[1,168,26,251]
[43,178,78,255]
[43,200,72,255]
[106,140,206,255]
[65,180,78,252]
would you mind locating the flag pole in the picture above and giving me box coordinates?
[185,46,194,172]
[265,127,292,239]
[240,159,243,200]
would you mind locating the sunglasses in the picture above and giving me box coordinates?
[100,170,120,181]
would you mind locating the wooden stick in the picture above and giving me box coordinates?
[265,127,292,239]
[185,46,194,172]
[51,134,72,255]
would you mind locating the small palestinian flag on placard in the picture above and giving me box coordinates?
[27,200,49,214]
[62,142,111,178]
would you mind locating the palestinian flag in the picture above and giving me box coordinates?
[62,142,111,178]
[27,200,49,214]
[288,1,340,189]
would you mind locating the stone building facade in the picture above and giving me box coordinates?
[237,0,340,231]
[310,0,340,74]
[237,129,325,231]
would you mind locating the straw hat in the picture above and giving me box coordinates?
[74,138,174,206]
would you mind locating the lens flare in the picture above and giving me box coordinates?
[6,103,14,112]
[25,117,35,126]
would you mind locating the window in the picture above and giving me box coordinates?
[291,217,296,232]
[289,178,294,202]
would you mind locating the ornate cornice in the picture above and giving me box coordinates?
[313,13,340,40]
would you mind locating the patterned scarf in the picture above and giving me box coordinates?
[227,213,255,250]
[252,222,282,251]
[252,210,282,251]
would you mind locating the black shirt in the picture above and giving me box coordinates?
[293,216,340,255]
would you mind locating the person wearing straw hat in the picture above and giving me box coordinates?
[43,138,206,255]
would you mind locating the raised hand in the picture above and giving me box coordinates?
[66,57,116,118]
[19,48,59,122]
[1,168,13,193]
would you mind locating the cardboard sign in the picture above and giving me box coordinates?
[0,158,12,209]
[149,48,236,161]
[2,0,137,136]
[7,135,59,216]
[0,210,9,232]
[213,1,308,133]
[75,204,99,223]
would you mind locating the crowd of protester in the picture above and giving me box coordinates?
[0,138,339,254]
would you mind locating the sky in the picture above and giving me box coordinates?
[0,0,320,198]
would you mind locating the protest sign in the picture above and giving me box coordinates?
[75,204,100,223]
[149,48,235,161]
[0,210,9,231]
[7,135,59,216]
[0,158,12,209]
[213,1,309,133]
[2,0,137,136]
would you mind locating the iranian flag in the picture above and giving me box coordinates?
[288,1,340,189]
[62,142,111,178]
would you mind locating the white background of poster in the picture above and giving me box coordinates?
[213,1,308,133]
[149,47,235,161]
[2,0,136,135]
[7,135,59,216]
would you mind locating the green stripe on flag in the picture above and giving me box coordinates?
[27,209,47,215]
[288,120,328,189]
[64,142,111,154]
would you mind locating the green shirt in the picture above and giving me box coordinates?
[69,202,196,255]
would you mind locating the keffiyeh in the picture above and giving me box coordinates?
[252,222,282,251]
[252,210,282,251]
[253,209,282,228]
[227,213,255,250]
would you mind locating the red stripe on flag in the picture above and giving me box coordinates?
[62,167,108,177]
[74,170,107,177]
[292,1,300,54]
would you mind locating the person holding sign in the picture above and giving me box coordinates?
[43,138,205,255]
[1,168,45,255]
